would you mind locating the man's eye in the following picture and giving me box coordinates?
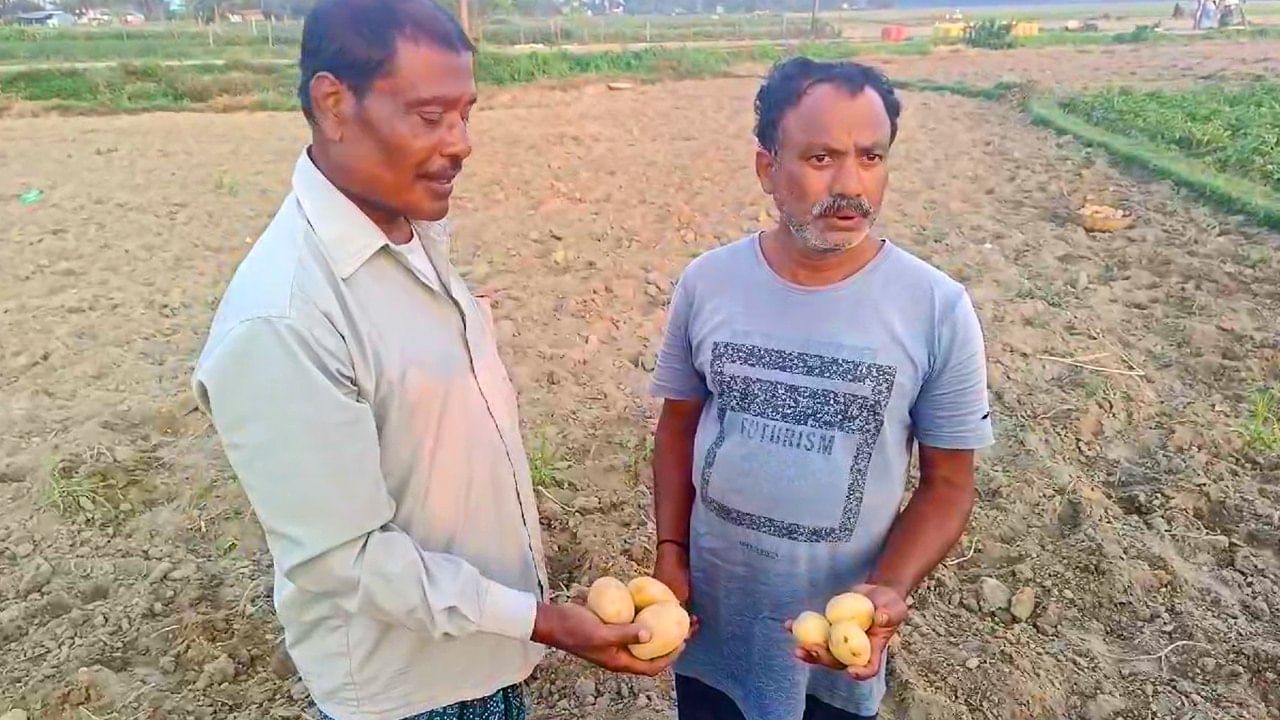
[863,153,884,163]
[811,153,832,164]
[419,113,443,126]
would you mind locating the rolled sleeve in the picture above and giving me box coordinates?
[911,291,996,450]
[193,313,537,641]
[478,578,539,640]
[649,276,708,400]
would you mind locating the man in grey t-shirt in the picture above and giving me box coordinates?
[648,58,994,719]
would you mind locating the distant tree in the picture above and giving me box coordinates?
[262,0,316,19]
[136,0,171,19]
[0,0,44,16]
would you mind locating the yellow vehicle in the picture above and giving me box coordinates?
[932,21,967,40]
[1011,21,1040,37]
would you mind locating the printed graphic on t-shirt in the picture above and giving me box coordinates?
[699,340,896,542]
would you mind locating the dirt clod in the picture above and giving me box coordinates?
[978,577,1012,613]
[18,557,53,596]
[194,654,237,690]
[574,677,597,702]
[1010,587,1036,622]
[1084,693,1127,720]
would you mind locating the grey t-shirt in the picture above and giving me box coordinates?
[650,233,994,718]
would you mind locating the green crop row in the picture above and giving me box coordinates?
[1060,82,1280,193]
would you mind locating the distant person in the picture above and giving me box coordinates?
[191,0,682,718]
[647,57,994,720]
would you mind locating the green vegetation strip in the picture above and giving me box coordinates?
[894,78,1280,230]
[895,79,1021,101]
[1060,83,1280,193]
[1,21,1275,65]
[0,42,937,113]
[1028,98,1280,230]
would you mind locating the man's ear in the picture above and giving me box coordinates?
[309,71,350,143]
[755,146,776,195]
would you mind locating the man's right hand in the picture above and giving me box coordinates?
[531,602,684,676]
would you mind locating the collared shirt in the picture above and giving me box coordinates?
[192,150,548,720]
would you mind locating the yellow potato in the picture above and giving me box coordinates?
[790,610,830,646]
[628,601,690,660]
[628,576,678,609]
[827,620,872,667]
[586,576,635,624]
[825,592,875,631]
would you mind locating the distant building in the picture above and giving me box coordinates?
[15,10,77,26]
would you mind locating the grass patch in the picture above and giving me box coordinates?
[41,446,158,524]
[0,23,301,64]
[476,46,740,85]
[1016,30,1114,48]
[1011,25,1280,50]
[622,434,656,489]
[898,76,1280,231]
[1,17,1275,66]
[44,461,114,516]
[1060,83,1280,193]
[1026,97,1280,231]
[528,434,572,490]
[896,78,1022,101]
[792,39,933,59]
[0,41,911,113]
[479,13,842,46]
[1015,281,1070,308]
[1241,388,1280,454]
[0,60,297,112]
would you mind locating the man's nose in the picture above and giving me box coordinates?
[830,159,864,200]
[440,115,472,161]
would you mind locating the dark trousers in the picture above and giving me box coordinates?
[674,674,878,720]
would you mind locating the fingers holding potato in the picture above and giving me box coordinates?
[788,590,879,672]
[629,602,691,660]
[583,574,690,661]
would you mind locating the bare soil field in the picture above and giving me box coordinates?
[2,41,1279,720]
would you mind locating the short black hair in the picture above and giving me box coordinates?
[753,57,902,155]
[298,0,475,122]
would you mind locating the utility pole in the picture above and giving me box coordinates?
[809,0,820,38]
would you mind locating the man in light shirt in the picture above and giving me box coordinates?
[191,1,681,718]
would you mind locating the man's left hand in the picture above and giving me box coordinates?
[787,583,909,681]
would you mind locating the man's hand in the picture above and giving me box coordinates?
[531,602,684,676]
[652,541,700,638]
[786,583,909,681]
[653,542,691,605]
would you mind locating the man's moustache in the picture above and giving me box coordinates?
[811,195,874,219]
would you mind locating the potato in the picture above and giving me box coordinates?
[827,620,872,667]
[790,610,830,646]
[628,601,690,660]
[628,576,678,609]
[825,592,874,631]
[587,576,635,624]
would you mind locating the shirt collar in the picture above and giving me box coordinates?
[291,148,450,281]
